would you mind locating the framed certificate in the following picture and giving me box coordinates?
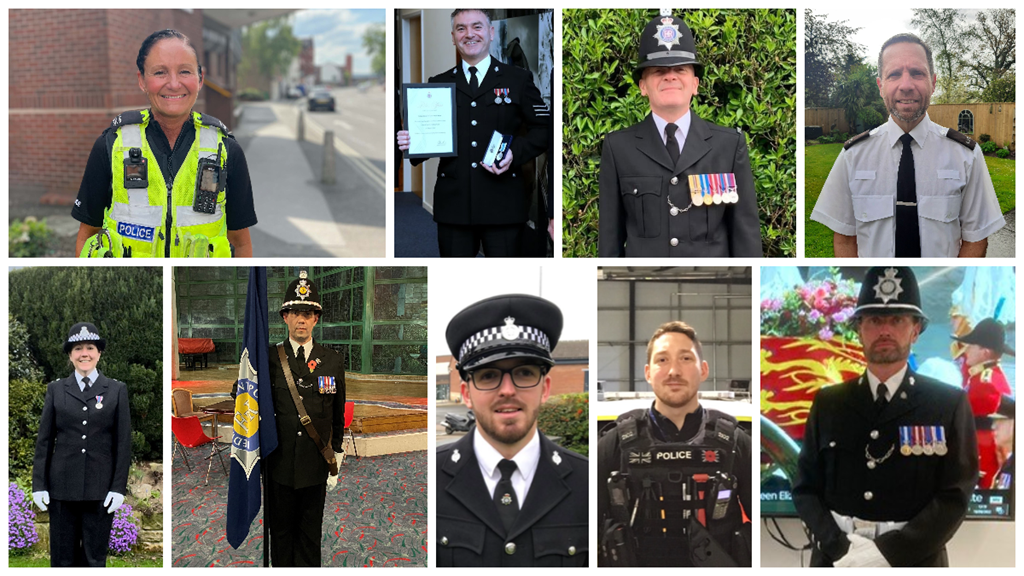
[402,83,458,159]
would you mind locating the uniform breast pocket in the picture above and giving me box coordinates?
[436,515,486,567]
[619,176,663,238]
[819,435,859,496]
[851,194,893,250]
[917,195,962,256]
[532,524,588,566]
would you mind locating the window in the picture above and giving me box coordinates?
[958,109,974,134]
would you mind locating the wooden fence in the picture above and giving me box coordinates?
[806,103,1015,149]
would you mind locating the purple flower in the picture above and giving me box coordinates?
[808,309,822,322]
[818,327,835,341]
[107,504,139,554]
[9,483,39,551]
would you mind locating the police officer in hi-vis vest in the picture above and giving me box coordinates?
[72,29,257,258]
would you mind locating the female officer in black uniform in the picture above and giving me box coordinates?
[32,322,132,567]
[72,29,257,257]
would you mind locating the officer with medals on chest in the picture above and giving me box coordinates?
[953,318,1013,489]
[810,33,1004,258]
[262,271,346,566]
[598,10,762,258]
[793,267,979,567]
[598,321,752,566]
[437,295,589,566]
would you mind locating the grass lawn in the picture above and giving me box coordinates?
[9,552,162,567]
[804,143,1016,257]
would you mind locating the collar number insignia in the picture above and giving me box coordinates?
[552,451,562,466]
[500,317,521,340]
[873,267,904,303]
[654,17,681,49]
[452,449,461,463]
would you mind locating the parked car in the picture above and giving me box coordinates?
[308,89,335,112]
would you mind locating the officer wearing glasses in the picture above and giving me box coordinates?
[436,294,589,566]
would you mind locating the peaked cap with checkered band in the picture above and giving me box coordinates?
[446,294,563,374]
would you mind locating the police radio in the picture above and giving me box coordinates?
[123,147,148,189]
[193,142,224,214]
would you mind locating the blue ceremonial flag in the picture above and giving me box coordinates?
[226,267,278,549]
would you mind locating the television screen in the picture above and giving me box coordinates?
[760,266,1015,520]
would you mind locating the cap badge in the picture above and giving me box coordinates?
[299,270,308,279]
[654,17,681,49]
[873,267,904,304]
[296,279,310,300]
[552,450,562,466]
[500,316,522,340]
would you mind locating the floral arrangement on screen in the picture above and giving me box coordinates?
[761,273,860,341]
[108,503,139,554]
[9,483,39,552]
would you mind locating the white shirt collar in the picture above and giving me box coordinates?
[651,109,691,151]
[289,338,313,360]
[75,369,99,391]
[462,54,492,84]
[885,112,933,150]
[473,427,541,504]
[865,364,909,401]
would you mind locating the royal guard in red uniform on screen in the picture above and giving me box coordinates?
[953,318,1014,489]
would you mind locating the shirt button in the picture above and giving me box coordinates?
[471,101,477,108]
[471,120,477,126]
[82,449,86,453]
[441,536,449,546]
[864,491,874,501]
[82,420,88,425]
[471,141,477,147]
[298,431,303,436]
[633,188,638,195]
[829,441,836,448]
[671,176,679,185]
[505,542,516,555]
[670,238,679,247]
[870,430,879,439]
[82,406,88,411]
[440,173,445,177]
[82,435,87,440]
[862,212,867,219]
[568,546,576,556]
[472,162,478,168]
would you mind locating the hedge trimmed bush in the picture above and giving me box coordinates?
[8,267,163,466]
[996,147,1010,158]
[538,393,589,457]
[562,9,797,257]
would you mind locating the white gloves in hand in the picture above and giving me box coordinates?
[326,474,338,490]
[103,492,125,514]
[834,534,891,567]
[336,450,347,465]
[32,491,50,511]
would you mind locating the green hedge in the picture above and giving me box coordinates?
[8,267,163,468]
[538,393,589,457]
[562,9,797,257]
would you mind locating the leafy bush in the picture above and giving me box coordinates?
[8,217,53,258]
[981,141,998,154]
[996,148,1010,158]
[538,393,589,457]
[9,482,38,553]
[9,267,163,463]
[237,87,267,101]
[108,504,139,554]
[10,314,43,383]
[562,9,797,257]
[979,133,992,143]
[8,380,47,478]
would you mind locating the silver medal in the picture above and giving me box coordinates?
[95,402,103,410]
[495,97,502,105]
[504,97,511,104]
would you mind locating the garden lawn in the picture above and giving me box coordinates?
[8,552,162,567]
[804,143,1016,257]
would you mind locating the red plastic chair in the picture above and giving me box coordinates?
[172,415,227,485]
[344,401,359,460]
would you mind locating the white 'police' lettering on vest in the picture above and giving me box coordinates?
[117,222,155,242]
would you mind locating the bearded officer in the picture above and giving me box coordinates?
[437,294,588,566]
[597,321,752,567]
[263,271,346,566]
[793,266,978,567]
[810,33,1004,257]
[598,10,762,258]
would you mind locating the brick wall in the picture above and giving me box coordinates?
[10,9,207,199]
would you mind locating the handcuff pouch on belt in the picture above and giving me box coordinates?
[277,344,338,476]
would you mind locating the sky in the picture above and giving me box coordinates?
[292,9,384,76]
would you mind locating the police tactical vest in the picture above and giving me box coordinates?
[614,408,742,566]
[90,109,231,257]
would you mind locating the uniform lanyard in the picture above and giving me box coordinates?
[648,406,704,443]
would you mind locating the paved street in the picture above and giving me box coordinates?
[436,403,471,447]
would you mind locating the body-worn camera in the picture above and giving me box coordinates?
[193,142,225,214]
[123,147,148,189]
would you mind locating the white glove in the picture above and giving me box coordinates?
[326,474,338,490]
[336,450,346,465]
[834,534,891,567]
[103,492,125,514]
[32,491,50,511]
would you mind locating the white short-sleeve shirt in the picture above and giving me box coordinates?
[810,113,1005,257]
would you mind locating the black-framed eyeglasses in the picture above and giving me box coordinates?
[468,364,547,390]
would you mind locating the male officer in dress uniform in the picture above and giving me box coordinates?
[793,267,979,567]
[263,271,346,566]
[953,318,1013,489]
[436,294,589,566]
[597,321,752,567]
[810,33,1005,257]
[598,10,762,258]
[397,9,551,257]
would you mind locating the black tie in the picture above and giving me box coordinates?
[896,133,921,257]
[494,459,520,533]
[82,376,91,389]
[665,123,680,165]
[296,345,306,372]
[875,386,889,411]
[468,66,479,95]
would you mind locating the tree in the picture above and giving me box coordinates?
[9,314,43,383]
[834,64,886,133]
[805,10,864,107]
[363,23,385,78]
[980,72,1015,102]
[239,17,303,83]
[911,9,973,103]
[966,9,1015,92]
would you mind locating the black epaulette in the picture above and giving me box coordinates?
[946,128,977,150]
[110,110,145,129]
[843,130,871,150]
[199,113,231,136]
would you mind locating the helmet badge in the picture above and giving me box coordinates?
[296,279,310,300]
[654,17,681,49]
[873,267,904,304]
[500,316,521,340]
